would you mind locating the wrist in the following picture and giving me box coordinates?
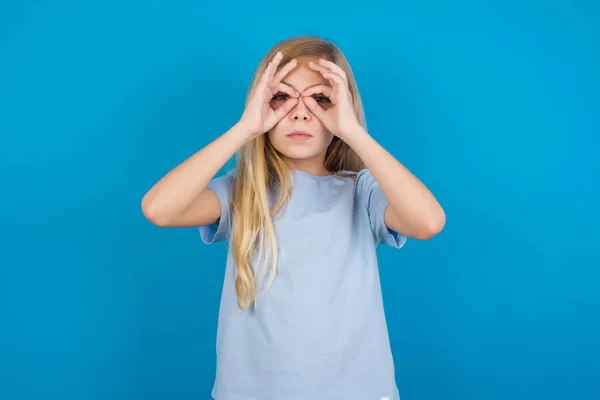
[338,124,368,144]
[233,120,255,141]
[228,121,254,146]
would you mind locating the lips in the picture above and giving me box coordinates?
[286,130,313,141]
[286,130,312,137]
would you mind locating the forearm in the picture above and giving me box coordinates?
[342,126,445,237]
[141,122,249,221]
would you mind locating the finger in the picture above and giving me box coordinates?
[307,60,330,75]
[309,60,349,90]
[271,50,283,64]
[318,59,348,84]
[269,59,298,90]
[274,82,299,97]
[264,83,298,105]
[267,51,284,80]
[257,61,274,88]
[307,61,338,88]
[301,84,333,97]
[302,96,326,120]
[273,98,299,121]
[257,52,282,88]
[322,72,344,87]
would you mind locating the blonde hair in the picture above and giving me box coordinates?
[231,35,367,310]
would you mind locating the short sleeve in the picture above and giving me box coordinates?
[198,169,236,244]
[356,169,407,249]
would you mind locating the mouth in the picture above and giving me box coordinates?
[286,130,313,141]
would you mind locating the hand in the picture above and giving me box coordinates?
[301,59,361,139]
[239,51,299,139]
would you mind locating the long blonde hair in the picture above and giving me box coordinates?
[231,35,367,311]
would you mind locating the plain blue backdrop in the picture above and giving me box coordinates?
[1,1,598,399]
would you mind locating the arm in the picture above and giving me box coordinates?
[141,122,250,227]
[344,126,446,240]
[141,51,300,228]
[299,59,445,240]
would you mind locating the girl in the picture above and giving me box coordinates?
[142,35,445,400]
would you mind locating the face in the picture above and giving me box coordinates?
[266,56,335,172]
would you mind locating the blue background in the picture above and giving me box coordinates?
[1,1,598,399]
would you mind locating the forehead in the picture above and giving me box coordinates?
[280,55,330,91]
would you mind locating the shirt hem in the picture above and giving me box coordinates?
[212,389,400,400]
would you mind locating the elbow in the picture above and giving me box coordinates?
[416,208,446,240]
[141,196,170,227]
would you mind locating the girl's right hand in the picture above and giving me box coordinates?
[239,51,300,139]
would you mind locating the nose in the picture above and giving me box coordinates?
[290,97,311,121]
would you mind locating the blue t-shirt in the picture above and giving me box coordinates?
[199,168,407,400]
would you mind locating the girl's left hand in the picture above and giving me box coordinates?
[301,59,361,139]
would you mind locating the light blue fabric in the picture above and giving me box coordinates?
[199,168,407,400]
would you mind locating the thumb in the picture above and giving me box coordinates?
[273,98,298,121]
[302,96,326,120]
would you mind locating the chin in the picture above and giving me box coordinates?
[268,133,332,158]
[269,139,331,161]
[278,148,325,161]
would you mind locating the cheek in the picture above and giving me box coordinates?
[266,122,286,142]
[320,129,334,144]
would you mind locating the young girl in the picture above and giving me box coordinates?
[142,35,445,400]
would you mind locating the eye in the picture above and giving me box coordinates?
[313,94,330,104]
[271,92,289,101]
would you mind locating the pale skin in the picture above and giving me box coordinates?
[142,51,445,240]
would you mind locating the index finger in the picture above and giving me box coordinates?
[301,84,333,97]
[257,51,283,88]
[318,59,348,84]
[275,82,299,96]
[268,58,298,92]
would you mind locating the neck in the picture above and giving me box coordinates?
[284,155,331,176]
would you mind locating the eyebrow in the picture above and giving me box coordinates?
[281,81,327,91]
